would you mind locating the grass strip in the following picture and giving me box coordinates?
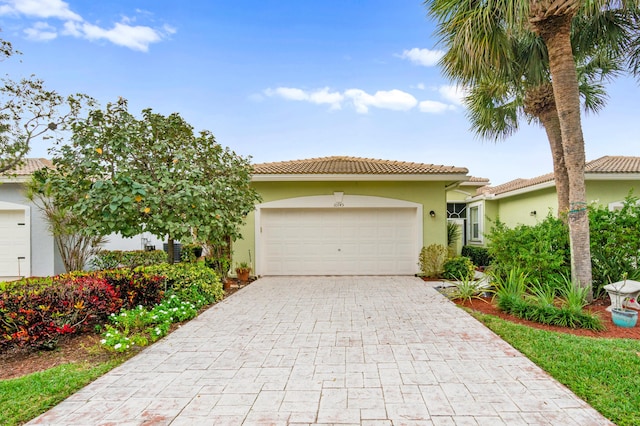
[0,360,124,426]
[473,311,640,426]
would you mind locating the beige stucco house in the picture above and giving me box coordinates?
[450,156,640,247]
[233,156,470,276]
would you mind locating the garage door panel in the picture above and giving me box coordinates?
[0,209,30,278]
[261,207,418,275]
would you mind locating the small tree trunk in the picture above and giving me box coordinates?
[524,83,570,218]
[167,235,175,264]
[539,108,570,218]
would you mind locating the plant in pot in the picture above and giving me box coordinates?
[611,304,638,328]
[610,276,639,328]
[235,262,252,283]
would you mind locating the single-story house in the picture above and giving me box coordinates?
[449,155,640,247]
[232,156,470,276]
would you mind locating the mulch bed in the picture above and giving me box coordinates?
[453,295,640,340]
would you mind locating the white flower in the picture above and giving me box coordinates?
[114,343,122,350]
[100,339,106,344]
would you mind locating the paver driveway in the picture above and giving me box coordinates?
[29,276,611,425]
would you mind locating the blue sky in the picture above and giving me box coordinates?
[0,0,637,184]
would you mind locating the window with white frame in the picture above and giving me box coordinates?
[468,203,483,242]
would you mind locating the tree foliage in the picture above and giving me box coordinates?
[0,36,92,173]
[42,98,261,262]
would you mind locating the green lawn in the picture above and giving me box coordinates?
[0,360,125,426]
[473,312,640,426]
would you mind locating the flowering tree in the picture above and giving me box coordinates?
[43,98,260,263]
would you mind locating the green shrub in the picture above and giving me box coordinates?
[139,262,224,305]
[461,245,492,267]
[492,267,528,312]
[492,268,603,331]
[447,277,486,303]
[486,215,570,284]
[442,256,475,280]
[589,194,640,296]
[92,250,167,270]
[418,244,448,278]
[180,244,203,263]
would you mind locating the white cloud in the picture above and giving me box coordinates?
[345,89,417,113]
[265,86,433,114]
[419,100,455,114]
[24,21,57,41]
[78,21,163,52]
[0,0,171,51]
[266,87,308,101]
[399,48,444,67]
[308,88,344,109]
[439,85,469,106]
[265,87,344,110]
[0,0,81,20]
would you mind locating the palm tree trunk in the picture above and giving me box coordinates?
[532,12,593,300]
[538,108,570,216]
[524,84,570,217]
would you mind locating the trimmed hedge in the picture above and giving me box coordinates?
[91,250,167,270]
[461,245,492,267]
[138,262,224,305]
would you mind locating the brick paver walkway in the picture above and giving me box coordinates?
[28,276,611,425]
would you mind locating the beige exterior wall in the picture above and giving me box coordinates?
[493,187,558,228]
[586,180,640,206]
[233,180,449,271]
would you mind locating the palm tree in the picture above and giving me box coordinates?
[463,33,618,215]
[425,0,639,299]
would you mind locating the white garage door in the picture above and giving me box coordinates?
[0,209,30,279]
[261,208,418,275]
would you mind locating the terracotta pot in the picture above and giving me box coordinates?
[237,270,250,282]
[223,279,232,291]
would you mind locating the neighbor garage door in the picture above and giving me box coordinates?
[260,208,418,275]
[0,209,29,278]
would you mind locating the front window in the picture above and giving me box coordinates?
[469,203,483,243]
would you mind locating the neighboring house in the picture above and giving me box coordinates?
[233,156,470,276]
[0,159,63,280]
[458,156,640,246]
[0,159,164,280]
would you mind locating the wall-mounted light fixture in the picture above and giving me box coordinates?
[530,210,537,216]
[429,210,436,218]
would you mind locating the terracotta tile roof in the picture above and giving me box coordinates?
[480,156,640,196]
[585,156,640,173]
[461,176,490,186]
[1,158,52,176]
[253,156,468,175]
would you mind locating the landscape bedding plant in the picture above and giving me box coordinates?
[101,294,201,352]
[0,270,167,352]
[0,275,122,351]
